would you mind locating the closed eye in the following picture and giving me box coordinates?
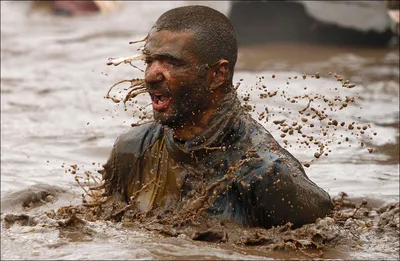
[144,57,153,65]
[144,54,185,67]
[166,58,185,66]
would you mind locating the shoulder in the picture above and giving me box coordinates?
[242,116,305,175]
[113,122,164,155]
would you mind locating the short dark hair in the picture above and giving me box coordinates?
[153,5,238,81]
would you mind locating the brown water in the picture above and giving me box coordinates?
[1,1,399,260]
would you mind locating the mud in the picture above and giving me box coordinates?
[1,184,67,213]
[1,192,399,259]
[106,33,382,171]
[1,1,399,260]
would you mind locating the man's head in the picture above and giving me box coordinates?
[143,5,238,129]
[152,5,237,75]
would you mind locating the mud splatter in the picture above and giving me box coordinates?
[105,40,379,169]
[2,192,398,259]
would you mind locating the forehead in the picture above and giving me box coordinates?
[143,29,196,59]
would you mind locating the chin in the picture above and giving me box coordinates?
[154,112,182,128]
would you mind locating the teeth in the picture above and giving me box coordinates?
[153,94,167,103]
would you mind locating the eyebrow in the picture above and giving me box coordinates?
[142,49,184,63]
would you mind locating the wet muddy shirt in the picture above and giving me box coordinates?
[102,93,333,228]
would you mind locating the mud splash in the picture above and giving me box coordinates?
[105,38,380,170]
[14,26,393,261]
[1,1,398,260]
[2,192,399,259]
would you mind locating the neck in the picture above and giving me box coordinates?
[173,107,216,141]
[163,88,242,165]
[172,87,230,141]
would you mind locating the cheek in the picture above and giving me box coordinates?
[164,70,187,88]
[170,70,201,87]
[165,74,189,91]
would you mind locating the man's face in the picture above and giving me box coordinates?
[143,29,210,127]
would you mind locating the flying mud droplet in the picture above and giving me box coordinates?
[106,37,379,169]
[303,162,311,168]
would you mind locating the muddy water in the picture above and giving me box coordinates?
[1,1,399,260]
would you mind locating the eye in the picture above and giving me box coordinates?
[144,58,153,65]
[166,59,184,67]
[166,60,178,66]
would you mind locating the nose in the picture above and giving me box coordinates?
[145,61,164,85]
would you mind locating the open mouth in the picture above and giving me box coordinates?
[150,92,171,110]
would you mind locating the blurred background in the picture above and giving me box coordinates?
[1,1,399,260]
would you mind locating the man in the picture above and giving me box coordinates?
[102,5,333,228]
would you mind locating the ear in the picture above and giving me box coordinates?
[208,60,230,91]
